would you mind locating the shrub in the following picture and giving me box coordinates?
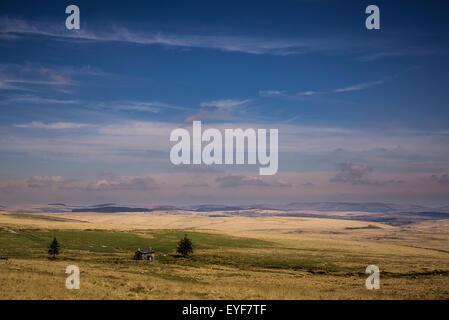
[176,234,193,257]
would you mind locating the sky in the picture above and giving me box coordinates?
[1,0,449,206]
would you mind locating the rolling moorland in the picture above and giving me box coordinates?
[0,202,449,299]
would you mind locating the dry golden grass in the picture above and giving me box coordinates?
[2,257,448,300]
[1,211,449,299]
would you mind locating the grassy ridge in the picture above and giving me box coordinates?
[0,227,387,275]
[0,228,272,257]
[0,228,357,273]
[1,224,449,299]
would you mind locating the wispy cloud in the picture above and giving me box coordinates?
[330,162,404,186]
[297,80,384,96]
[1,17,444,60]
[6,78,72,86]
[15,121,93,130]
[330,163,373,185]
[215,175,291,188]
[3,95,78,105]
[24,174,159,191]
[0,62,109,93]
[0,63,72,92]
[430,174,449,185]
[92,101,189,113]
[298,90,321,96]
[2,16,400,58]
[0,17,321,56]
[187,99,250,122]
[86,176,158,191]
[357,49,447,62]
[258,90,287,97]
[200,99,250,108]
[183,182,209,188]
[332,80,384,93]
[0,79,28,91]
[27,175,72,188]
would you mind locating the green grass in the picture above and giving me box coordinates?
[136,229,273,252]
[2,225,446,289]
[0,227,371,274]
[0,228,273,258]
[154,248,361,273]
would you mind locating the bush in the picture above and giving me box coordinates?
[176,234,193,257]
[48,237,60,259]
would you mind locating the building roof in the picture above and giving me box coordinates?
[136,248,154,254]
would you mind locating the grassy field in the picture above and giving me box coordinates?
[1,211,449,299]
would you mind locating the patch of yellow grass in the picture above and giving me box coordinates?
[1,211,449,299]
[1,258,448,300]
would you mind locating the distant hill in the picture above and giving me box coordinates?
[7,201,449,226]
[278,202,429,213]
[187,204,248,212]
[72,206,151,213]
[90,203,116,207]
[181,202,444,213]
[270,210,449,226]
[150,205,180,211]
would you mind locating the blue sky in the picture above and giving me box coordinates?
[1,0,449,205]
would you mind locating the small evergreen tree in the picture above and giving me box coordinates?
[176,234,193,257]
[48,237,60,259]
